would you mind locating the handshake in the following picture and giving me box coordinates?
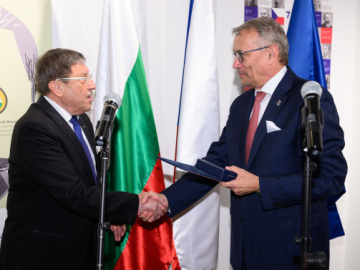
[137,191,169,222]
[111,192,168,242]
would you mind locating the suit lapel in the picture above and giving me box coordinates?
[246,68,296,168]
[37,96,96,186]
[79,115,100,181]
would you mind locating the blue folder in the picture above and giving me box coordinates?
[157,157,237,182]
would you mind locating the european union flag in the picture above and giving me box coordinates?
[287,0,345,240]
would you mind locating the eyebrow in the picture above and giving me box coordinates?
[75,72,89,77]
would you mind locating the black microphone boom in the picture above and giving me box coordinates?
[300,81,324,156]
[95,93,122,146]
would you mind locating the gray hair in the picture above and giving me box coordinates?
[36,48,86,95]
[232,17,289,65]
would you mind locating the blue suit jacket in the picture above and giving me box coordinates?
[162,68,347,270]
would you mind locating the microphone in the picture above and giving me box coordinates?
[301,81,324,156]
[95,93,122,146]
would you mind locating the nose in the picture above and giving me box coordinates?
[88,78,96,90]
[233,57,242,69]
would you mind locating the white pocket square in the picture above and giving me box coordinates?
[266,120,281,133]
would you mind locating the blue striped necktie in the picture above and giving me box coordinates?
[70,116,97,186]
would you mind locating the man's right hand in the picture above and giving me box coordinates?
[138,191,168,222]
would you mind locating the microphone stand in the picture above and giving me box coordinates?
[95,122,114,270]
[96,144,109,270]
[295,154,327,270]
[295,107,326,270]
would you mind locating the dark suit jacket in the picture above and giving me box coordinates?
[0,96,139,270]
[162,68,347,270]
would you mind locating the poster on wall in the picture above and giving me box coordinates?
[244,0,333,90]
[244,0,293,32]
[317,0,333,90]
[0,0,52,237]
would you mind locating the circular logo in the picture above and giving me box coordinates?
[0,88,8,114]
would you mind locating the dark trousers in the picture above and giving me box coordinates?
[241,241,247,270]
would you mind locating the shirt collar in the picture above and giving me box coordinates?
[43,95,73,123]
[255,66,287,96]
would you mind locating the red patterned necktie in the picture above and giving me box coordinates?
[245,91,266,164]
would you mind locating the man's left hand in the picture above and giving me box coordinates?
[219,166,260,196]
[111,224,126,242]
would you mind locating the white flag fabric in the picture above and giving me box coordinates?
[92,0,138,124]
[172,0,220,269]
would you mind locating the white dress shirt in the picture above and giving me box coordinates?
[251,66,287,124]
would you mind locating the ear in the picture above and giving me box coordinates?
[48,81,64,98]
[267,45,279,64]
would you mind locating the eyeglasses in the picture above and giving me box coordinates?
[232,46,270,63]
[55,74,93,84]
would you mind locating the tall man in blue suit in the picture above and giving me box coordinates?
[141,17,347,270]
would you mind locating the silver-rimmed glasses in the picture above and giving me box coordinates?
[55,74,93,84]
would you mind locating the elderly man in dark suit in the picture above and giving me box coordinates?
[142,17,347,270]
[0,48,168,270]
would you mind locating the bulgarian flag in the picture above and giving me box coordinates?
[92,0,173,269]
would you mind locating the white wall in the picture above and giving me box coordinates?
[51,0,360,269]
[331,0,360,269]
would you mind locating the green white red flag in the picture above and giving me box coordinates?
[92,0,173,269]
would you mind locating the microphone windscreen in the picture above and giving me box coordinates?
[103,92,122,108]
[301,81,322,98]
